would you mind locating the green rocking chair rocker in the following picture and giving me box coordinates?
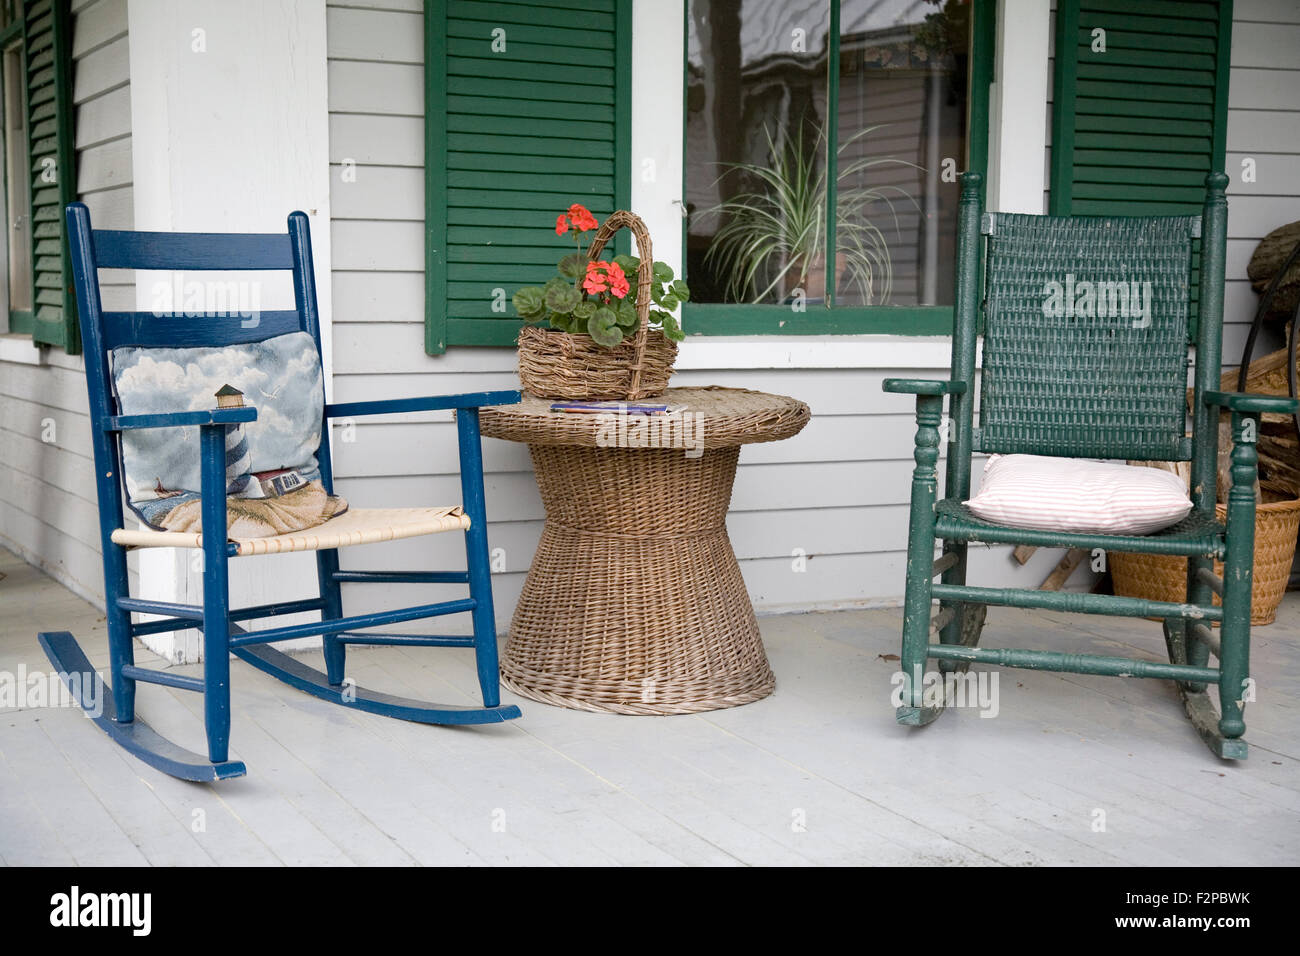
[883,172,1298,760]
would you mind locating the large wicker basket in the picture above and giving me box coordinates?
[517,210,677,401]
[1110,496,1300,626]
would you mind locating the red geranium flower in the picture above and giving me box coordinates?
[583,260,629,299]
[608,266,630,299]
[556,204,599,236]
[582,261,606,295]
[567,203,598,232]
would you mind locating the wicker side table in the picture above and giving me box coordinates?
[480,386,810,714]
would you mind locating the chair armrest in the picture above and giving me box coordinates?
[882,378,966,396]
[324,390,522,419]
[1202,390,1300,415]
[105,407,258,431]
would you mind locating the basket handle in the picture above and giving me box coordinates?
[586,210,653,400]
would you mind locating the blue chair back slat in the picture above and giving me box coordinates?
[91,229,296,270]
[285,210,333,487]
[101,310,304,349]
[65,201,330,518]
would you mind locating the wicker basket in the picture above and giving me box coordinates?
[1110,496,1300,626]
[517,210,677,401]
[1210,345,1296,426]
[1185,348,1300,498]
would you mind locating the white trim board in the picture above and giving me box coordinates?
[676,336,965,370]
[0,335,44,366]
[989,0,1051,213]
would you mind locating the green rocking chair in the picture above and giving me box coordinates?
[883,172,1298,760]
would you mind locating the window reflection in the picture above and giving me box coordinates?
[686,0,972,309]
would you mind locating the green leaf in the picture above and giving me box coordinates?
[613,254,640,275]
[544,283,581,314]
[660,293,679,311]
[548,313,573,333]
[572,300,596,319]
[671,280,691,302]
[653,260,674,282]
[661,314,686,342]
[614,299,639,328]
[587,306,623,347]
[588,323,623,347]
[558,253,586,279]
[512,286,546,318]
[544,276,569,295]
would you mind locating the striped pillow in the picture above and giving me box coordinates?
[965,455,1193,535]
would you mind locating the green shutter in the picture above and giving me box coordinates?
[25,0,77,353]
[425,0,631,353]
[1050,0,1232,217]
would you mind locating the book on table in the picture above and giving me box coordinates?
[549,401,686,416]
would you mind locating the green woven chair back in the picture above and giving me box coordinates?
[977,213,1201,461]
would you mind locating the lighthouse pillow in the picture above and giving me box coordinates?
[110,331,347,537]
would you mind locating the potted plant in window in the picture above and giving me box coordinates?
[703,123,919,305]
[510,204,689,401]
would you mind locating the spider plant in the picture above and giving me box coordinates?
[702,122,921,304]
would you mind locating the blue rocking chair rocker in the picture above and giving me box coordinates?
[39,204,522,781]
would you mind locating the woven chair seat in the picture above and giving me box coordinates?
[934,498,1225,558]
[111,506,470,557]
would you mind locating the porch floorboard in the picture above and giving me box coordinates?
[2,548,1297,866]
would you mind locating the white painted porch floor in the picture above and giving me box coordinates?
[2,546,1298,867]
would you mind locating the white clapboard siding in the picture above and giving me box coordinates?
[1229,0,1300,584]
[329,411,923,477]
[71,0,125,56]
[0,0,132,605]
[70,32,127,105]
[1224,9,1300,360]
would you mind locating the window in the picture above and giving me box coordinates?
[423,0,632,354]
[3,20,32,334]
[683,0,994,335]
[0,0,77,350]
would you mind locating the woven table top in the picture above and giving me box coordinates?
[479,386,810,448]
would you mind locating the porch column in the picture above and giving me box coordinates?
[126,0,333,660]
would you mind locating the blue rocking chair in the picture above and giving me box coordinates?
[38,204,522,781]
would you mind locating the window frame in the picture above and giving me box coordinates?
[680,0,996,337]
[0,14,30,335]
